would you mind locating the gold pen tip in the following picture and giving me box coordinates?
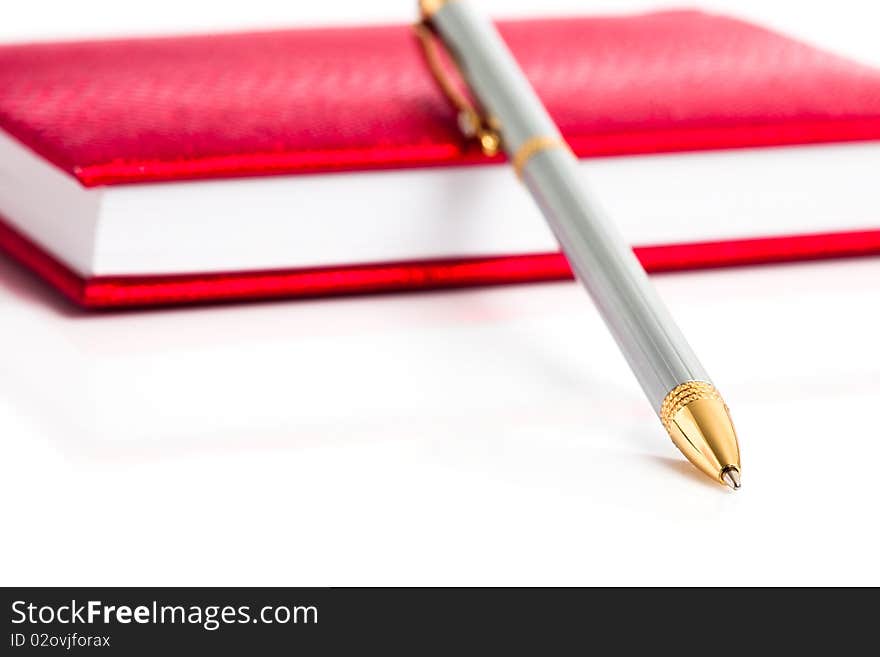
[660,382,741,489]
[721,466,741,491]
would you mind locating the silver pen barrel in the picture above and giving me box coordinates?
[425,0,742,487]
[430,0,707,409]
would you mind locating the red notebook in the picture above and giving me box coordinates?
[1,10,880,308]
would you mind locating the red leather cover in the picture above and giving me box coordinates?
[1,10,880,308]
[2,10,880,187]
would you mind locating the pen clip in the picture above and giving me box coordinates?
[414,15,502,157]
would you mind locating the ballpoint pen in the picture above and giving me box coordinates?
[417,0,742,489]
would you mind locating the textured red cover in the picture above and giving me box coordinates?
[1,10,880,307]
[3,10,880,187]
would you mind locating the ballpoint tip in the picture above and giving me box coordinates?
[721,467,741,491]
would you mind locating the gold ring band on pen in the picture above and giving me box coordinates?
[512,136,570,179]
[419,0,456,19]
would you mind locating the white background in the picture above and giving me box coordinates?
[1,0,879,586]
